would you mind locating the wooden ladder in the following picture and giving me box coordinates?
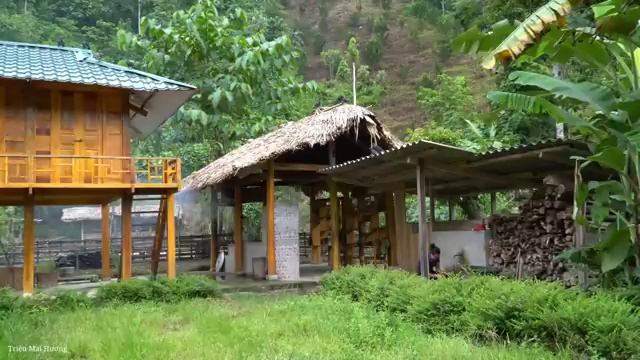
[150,195,167,277]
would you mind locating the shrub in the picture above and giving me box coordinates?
[0,287,17,315]
[321,266,640,359]
[95,275,220,304]
[50,290,93,310]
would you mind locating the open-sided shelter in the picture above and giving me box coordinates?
[320,139,606,275]
[186,104,401,278]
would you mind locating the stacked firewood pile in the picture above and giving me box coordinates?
[489,186,575,281]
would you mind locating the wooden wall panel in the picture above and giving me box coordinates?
[0,82,130,185]
[32,89,52,183]
[3,87,27,154]
[57,91,77,183]
[103,94,124,157]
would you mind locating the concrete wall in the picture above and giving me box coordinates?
[400,220,489,272]
[226,241,267,275]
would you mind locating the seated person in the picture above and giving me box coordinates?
[416,244,442,277]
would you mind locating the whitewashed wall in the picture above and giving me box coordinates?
[226,202,300,280]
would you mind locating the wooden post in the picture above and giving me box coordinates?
[22,200,35,295]
[341,192,354,265]
[416,159,428,277]
[234,183,244,273]
[490,192,497,215]
[328,179,340,271]
[166,192,176,279]
[120,193,133,280]
[393,188,407,270]
[385,192,397,266]
[430,195,436,223]
[573,162,586,286]
[357,197,365,264]
[101,203,111,281]
[372,211,381,261]
[150,197,167,277]
[210,187,219,271]
[310,194,321,264]
[266,160,277,278]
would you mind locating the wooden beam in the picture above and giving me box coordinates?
[128,102,149,117]
[416,159,428,277]
[274,163,327,172]
[265,160,277,278]
[22,199,35,295]
[101,203,111,281]
[328,179,340,271]
[385,191,397,266]
[120,193,133,280]
[328,141,337,166]
[210,187,219,272]
[166,192,176,279]
[234,183,244,273]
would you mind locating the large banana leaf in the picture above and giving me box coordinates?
[487,91,597,131]
[481,0,578,69]
[508,71,616,113]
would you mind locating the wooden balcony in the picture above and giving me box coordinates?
[0,154,181,189]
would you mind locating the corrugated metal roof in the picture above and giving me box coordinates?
[320,140,472,173]
[475,138,588,158]
[0,41,195,91]
[321,138,587,173]
[319,138,598,196]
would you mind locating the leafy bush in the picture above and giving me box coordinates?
[0,275,221,315]
[95,275,220,304]
[321,266,640,359]
[0,288,93,316]
[0,288,16,315]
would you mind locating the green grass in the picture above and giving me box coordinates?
[0,293,563,360]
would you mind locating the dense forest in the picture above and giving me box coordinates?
[3,0,640,283]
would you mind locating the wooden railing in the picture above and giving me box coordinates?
[0,154,180,186]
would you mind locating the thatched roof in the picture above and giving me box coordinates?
[185,104,401,190]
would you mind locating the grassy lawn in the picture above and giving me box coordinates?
[0,293,564,360]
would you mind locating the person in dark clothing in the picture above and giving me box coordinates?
[417,244,441,277]
[428,244,441,275]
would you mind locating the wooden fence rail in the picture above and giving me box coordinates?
[0,233,323,266]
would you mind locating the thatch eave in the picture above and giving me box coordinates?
[184,104,401,190]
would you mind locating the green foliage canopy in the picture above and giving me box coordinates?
[117,0,316,174]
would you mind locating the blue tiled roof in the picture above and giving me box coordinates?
[0,41,195,92]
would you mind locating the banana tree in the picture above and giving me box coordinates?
[456,0,640,285]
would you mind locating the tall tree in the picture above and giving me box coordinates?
[117,0,315,174]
